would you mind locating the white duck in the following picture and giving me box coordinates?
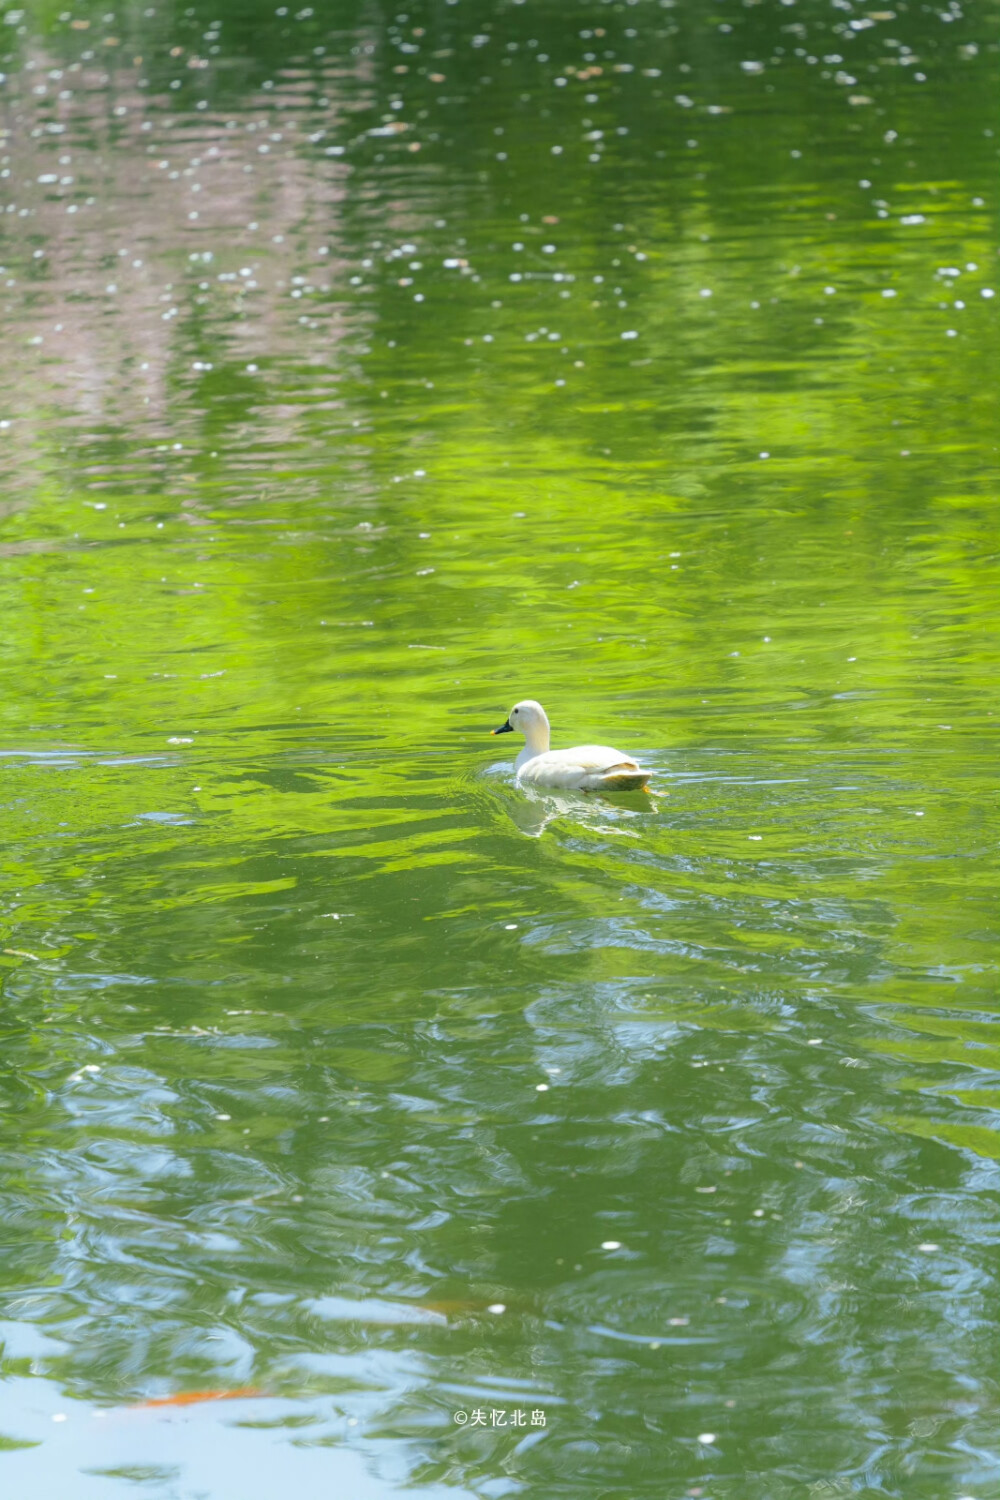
[491,700,650,792]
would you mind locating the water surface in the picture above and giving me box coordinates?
[1,1,998,1496]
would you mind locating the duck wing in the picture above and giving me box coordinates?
[593,762,650,792]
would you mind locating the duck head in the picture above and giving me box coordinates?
[491,700,551,754]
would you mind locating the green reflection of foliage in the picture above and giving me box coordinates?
[882,1112,1000,1162]
[0,1,997,1497]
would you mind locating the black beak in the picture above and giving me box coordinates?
[491,719,513,736]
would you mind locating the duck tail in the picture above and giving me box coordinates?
[599,763,651,792]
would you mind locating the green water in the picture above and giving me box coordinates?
[1,0,998,1496]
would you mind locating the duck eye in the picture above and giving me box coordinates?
[513,708,519,714]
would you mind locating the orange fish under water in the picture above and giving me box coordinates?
[136,1387,265,1409]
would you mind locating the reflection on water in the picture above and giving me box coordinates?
[0,0,997,1496]
[497,776,660,838]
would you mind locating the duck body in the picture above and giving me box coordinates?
[516,744,648,791]
[492,699,650,793]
